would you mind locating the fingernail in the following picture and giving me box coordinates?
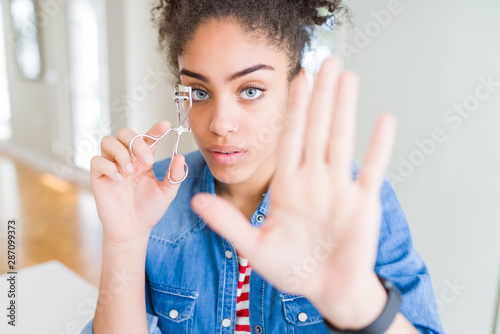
[144,152,154,165]
[124,162,134,174]
[115,173,124,182]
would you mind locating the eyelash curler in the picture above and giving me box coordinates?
[129,85,192,184]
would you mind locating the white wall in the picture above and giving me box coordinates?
[343,1,500,333]
[120,0,197,160]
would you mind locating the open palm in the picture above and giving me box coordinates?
[191,56,396,321]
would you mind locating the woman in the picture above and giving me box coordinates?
[83,0,444,333]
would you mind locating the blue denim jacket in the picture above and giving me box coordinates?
[82,149,444,334]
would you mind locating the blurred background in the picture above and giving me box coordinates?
[0,0,498,333]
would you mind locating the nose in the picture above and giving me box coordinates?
[208,97,239,136]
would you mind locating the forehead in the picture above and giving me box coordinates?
[178,18,288,82]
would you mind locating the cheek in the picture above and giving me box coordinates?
[187,107,209,130]
[187,120,207,149]
[246,111,287,154]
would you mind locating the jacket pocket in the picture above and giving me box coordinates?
[281,294,331,334]
[149,282,198,334]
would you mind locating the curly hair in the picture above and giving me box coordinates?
[150,0,348,82]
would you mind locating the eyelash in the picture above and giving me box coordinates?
[191,86,209,103]
[241,84,267,102]
[190,84,267,103]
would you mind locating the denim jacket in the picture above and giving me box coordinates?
[82,149,444,334]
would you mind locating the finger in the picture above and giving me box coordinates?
[144,120,171,147]
[327,71,359,179]
[90,155,123,183]
[117,121,171,166]
[156,155,186,199]
[159,154,187,189]
[276,69,310,175]
[358,114,397,194]
[100,136,136,174]
[190,193,262,259]
[304,56,341,164]
[116,127,152,166]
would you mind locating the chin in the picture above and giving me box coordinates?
[207,161,251,184]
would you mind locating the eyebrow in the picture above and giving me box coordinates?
[179,64,275,83]
[179,69,208,82]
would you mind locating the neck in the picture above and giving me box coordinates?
[214,162,276,220]
[214,173,271,202]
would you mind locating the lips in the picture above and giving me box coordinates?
[206,145,247,154]
[206,145,247,165]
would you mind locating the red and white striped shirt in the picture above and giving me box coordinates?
[234,252,252,333]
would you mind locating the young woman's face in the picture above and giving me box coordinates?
[178,18,292,188]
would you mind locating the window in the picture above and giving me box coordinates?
[67,0,109,171]
[9,0,42,79]
[0,2,12,140]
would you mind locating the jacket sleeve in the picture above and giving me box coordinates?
[80,273,162,334]
[373,176,445,333]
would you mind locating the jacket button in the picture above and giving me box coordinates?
[255,325,263,333]
[222,318,231,327]
[256,214,264,222]
[169,309,179,319]
[225,250,233,259]
[297,312,308,322]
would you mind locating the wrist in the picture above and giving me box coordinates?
[101,232,151,268]
[99,232,150,297]
[102,228,152,249]
[315,272,388,330]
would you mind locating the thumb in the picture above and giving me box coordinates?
[191,193,261,258]
[159,154,187,192]
[169,154,187,182]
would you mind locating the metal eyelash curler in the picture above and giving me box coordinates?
[129,85,192,184]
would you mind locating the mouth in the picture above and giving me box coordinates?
[206,145,247,165]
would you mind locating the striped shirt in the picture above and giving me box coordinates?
[235,252,252,333]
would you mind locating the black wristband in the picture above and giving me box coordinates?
[323,275,402,334]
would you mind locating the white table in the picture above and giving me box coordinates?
[0,260,98,334]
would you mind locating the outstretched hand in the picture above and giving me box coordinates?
[190,56,397,329]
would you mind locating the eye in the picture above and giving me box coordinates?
[192,89,210,101]
[239,86,264,100]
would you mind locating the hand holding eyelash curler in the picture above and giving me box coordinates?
[129,85,192,184]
